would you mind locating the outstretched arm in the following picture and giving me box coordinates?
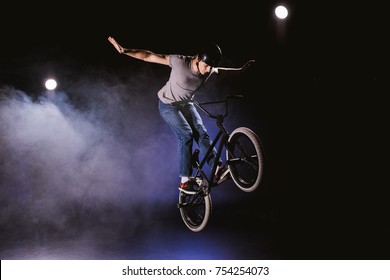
[108,36,169,65]
[212,59,255,74]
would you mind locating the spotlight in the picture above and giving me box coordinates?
[45,78,57,90]
[275,5,288,19]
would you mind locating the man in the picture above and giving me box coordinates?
[108,36,254,194]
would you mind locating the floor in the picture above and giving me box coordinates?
[0,179,284,260]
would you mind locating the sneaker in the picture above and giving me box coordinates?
[178,180,197,194]
[215,164,230,183]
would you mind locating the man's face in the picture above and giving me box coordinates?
[197,59,212,75]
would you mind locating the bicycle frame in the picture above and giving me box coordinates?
[187,95,244,192]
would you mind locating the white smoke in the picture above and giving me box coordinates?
[0,70,179,247]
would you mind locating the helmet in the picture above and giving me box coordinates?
[197,42,222,67]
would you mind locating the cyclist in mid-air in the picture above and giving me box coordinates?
[108,36,255,194]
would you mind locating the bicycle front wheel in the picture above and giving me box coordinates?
[178,191,212,232]
[226,127,264,192]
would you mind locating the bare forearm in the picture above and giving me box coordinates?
[122,48,154,60]
[123,49,169,65]
[214,59,255,73]
[107,36,168,65]
[213,66,242,73]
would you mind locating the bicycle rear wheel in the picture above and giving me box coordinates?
[178,191,212,232]
[226,127,264,192]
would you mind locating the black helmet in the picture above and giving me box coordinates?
[197,42,222,67]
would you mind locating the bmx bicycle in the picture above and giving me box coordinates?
[174,94,264,232]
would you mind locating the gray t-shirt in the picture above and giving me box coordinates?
[157,54,210,104]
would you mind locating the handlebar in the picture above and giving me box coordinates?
[171,94,243,120]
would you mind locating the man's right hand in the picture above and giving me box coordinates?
[108,36,124,54]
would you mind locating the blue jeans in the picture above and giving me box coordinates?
[158,100,216,177]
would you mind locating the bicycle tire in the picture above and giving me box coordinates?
[178,191,212,232]
[226,127,264,192]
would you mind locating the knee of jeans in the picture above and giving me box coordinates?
[195,125,208,135]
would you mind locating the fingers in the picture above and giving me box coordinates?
[108,36,118,45]
[107,36,123,53]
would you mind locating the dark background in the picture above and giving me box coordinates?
[1,1,389,259]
